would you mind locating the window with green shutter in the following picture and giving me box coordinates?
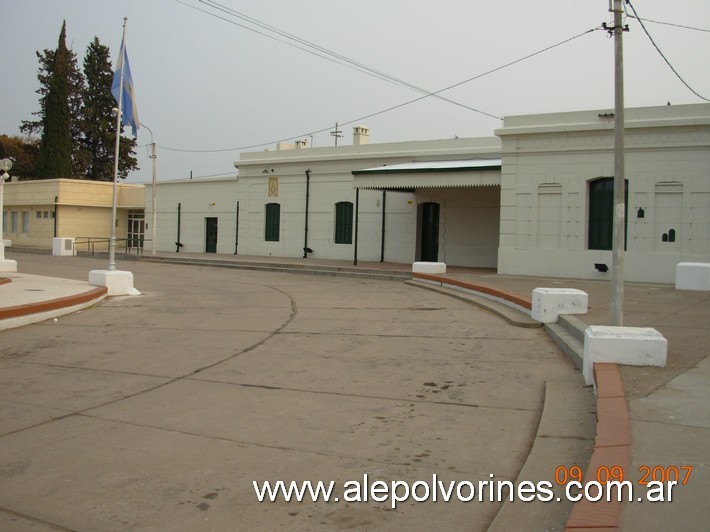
[334,201,353,244]
[265,203,280,242]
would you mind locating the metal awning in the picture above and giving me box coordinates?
[352,159,501,190]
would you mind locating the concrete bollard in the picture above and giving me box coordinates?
[89,269,141,296]
[583,326,667,386]
[412,262,447,275]
[675,262,710,291]
[531,287,588,323]
[0,242,18,272]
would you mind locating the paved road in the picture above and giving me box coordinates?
[0,254,588,531]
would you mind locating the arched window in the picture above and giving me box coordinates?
[265,203,280,242]
[588,178,628,250]
[334,201,353,244]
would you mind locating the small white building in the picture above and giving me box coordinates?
[146,103,710,283]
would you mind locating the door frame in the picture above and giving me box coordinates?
[205,217,218,253]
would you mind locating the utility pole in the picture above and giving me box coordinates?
[609,0,627,326]
[330,123,342,146]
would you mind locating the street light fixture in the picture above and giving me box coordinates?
[0,158,14,239]
[140,123,157,255]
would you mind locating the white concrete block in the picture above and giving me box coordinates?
[412,262,447,274]
[531,287,588,323]
[583,326,667,386]
[89,269,141,296]
[52,237,75,256]
[675,262,710,291]
[1,239,10,248]
[0,243,17,272]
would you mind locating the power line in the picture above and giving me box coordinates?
[158,26,599,154]
[626,1,710,102]
[626,14,710,34]
[188,0,498,120]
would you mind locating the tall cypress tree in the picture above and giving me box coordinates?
[81,37,138,181]
[20,45,86,178]
[34,21,74,179]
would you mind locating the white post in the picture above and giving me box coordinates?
[140,122,157,255]
[0,168,5,241]
[151,139,156,255]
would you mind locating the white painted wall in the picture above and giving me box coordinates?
[145,177,239,254]
[236,165,418,262]
[496,104,710,283]
[234,137,501,264]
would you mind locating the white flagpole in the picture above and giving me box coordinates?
[109,17,127,272]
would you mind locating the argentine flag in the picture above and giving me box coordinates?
[111,36,139,137]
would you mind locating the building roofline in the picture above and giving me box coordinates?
[496,103,710,137]
[234,137,501,168]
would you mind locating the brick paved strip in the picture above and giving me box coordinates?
[412,272,533,310]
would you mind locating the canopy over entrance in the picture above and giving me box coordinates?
[352,159,501,191]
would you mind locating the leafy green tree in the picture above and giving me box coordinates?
[81,37,138,181]
[0,135,40,180]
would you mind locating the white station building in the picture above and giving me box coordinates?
[145,103,710,284]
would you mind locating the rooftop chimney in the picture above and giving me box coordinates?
[353,125,369,146]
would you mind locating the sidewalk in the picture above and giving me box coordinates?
[0,271,107,331]
[2,249,708,530]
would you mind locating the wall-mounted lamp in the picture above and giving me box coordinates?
[637,207,645,219]
[594,263,609,273]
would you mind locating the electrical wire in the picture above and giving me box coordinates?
[626,15,710,34]
[158,25,599,154]
[626,1,710,102]
[186,0,498,120]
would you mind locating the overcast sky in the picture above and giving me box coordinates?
[1,0,709,183]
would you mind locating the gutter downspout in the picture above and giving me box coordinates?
[303,169,310,258]
[234,201,239,254]
[380,190,386,262]
[53,195,58,238]
[176,202,182,252]
[353,188,359,266]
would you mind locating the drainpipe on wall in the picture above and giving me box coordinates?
[353,188,359,266]
[303,169,310,258]
[234,201,239,255]
[176,202,182,252]
[53,195,58,237]
[380,190,386,262]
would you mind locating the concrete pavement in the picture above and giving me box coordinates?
[1,249,708,531]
